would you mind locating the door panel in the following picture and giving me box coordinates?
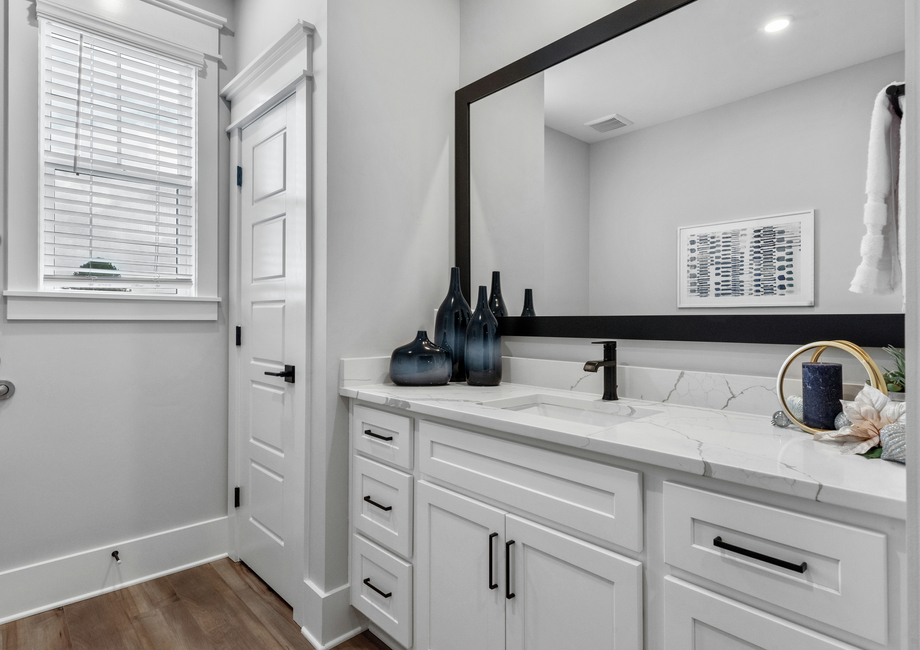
[237,95,304,607]
[505,515,643,650]
[415,481,505,650]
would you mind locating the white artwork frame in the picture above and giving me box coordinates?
[678,210,815,308]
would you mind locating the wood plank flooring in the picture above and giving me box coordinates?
[0,559,388,650]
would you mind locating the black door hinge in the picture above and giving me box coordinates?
[234,487,241,508]
[235,326,241,346]
[237,166,242,187]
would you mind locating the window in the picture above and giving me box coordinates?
[41,21,197,295]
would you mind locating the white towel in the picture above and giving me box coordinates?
[850,83,904,300]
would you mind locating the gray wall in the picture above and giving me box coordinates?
[588,53,904,316]
[545,126,590,315]
[0,0,234,572]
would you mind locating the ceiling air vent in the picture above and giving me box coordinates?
[585,113,634,133]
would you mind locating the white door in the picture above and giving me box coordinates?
[416,481,506,650]
[237,95,307,607]
[505,514,643,650]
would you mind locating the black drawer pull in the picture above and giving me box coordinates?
[713,536,807,574]
[488,533,498,590]
[364,495,392,512]
[364,429,394,442]
[505,540,515,599]
[363,578,392,598]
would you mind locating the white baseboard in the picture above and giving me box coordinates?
[300,579,364,648]
[0,516,228,624]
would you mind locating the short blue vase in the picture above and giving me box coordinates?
[389,331,452,386]
[465,286,502,386]
[434,267,472,382]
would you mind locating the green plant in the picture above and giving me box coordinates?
[73,260,120,277]
[882,345,905,393]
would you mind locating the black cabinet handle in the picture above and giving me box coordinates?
[363,429,394,442]
[364,495,392,512]
[488,533,498,590]
[363,578,392,598]
[505,540,515,599]
[713,536,807,574]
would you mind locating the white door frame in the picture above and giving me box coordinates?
[222,20,315,625]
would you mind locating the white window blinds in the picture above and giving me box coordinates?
[41,20,197,294]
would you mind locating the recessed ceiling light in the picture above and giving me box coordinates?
[764,17,791,33]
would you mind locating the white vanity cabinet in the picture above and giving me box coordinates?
[346,397,904,650]
[415,481,643,650]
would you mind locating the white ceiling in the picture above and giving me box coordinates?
[543,0,905,144]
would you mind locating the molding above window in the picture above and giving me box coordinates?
[35,0,225,66]
[138,0,228,30]
[4,291,221,321]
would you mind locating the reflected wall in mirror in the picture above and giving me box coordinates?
[469,0,905,318]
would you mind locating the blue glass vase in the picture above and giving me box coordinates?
[488,271,507,318]
[465,286,502,386]
[521,288,536,316]
[389,331,452,386]
[434,267,472,382]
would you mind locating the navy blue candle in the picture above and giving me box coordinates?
[802,362,843,430]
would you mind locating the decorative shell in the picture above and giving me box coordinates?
[834,411,852,430]
[786,394,804,419]
[880,422,906,464]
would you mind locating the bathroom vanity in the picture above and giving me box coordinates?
[341,366,905,650]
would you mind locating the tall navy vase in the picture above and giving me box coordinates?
[466,286,502,386]
[389,331,452,386]
[488,271,507,318]
[434,267,472,382]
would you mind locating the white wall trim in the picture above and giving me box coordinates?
[34,0,220,66]
[0,516,228,625]
[301,580,364,649]
[221,20,315,102]
[4,292,220,321]
[139,0,228,29]
[220,21,314,130]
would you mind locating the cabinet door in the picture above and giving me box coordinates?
[505,515,643,650]
[416,481,506,650]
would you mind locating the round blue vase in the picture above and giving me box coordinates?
[434,267,472,382]
[466,286,502,386]
[389,331,452,386]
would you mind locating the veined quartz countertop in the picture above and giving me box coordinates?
[340,381,906,520]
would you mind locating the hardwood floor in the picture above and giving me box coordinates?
[0,559,388,650]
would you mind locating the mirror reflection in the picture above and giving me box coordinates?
[470,0,905,317]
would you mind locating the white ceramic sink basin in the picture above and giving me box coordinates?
[480,393,659,428]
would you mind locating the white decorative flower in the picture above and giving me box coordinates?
[813,385,906,454]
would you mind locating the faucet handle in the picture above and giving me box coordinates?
[592,340,617,347]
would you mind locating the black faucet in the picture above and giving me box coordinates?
[584,341,618,401]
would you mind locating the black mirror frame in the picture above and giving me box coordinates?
[454,0,904,347]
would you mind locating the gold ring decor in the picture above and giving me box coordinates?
[776,340,887,435]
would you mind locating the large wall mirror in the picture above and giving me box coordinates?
[456,0,905,346]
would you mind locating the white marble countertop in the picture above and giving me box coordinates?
[340,381,906,520]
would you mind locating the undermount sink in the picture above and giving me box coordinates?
[480,393,659,428]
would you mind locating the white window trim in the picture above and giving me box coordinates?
[3,0,226,321]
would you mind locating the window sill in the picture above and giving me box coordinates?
[3,291,221,321]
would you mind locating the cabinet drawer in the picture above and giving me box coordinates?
[663,482,887,645]
[419,421,643,551]
[351,534,413,648]
[353,455,413,557]
[664,577,861,649]
[353,404,413,470]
